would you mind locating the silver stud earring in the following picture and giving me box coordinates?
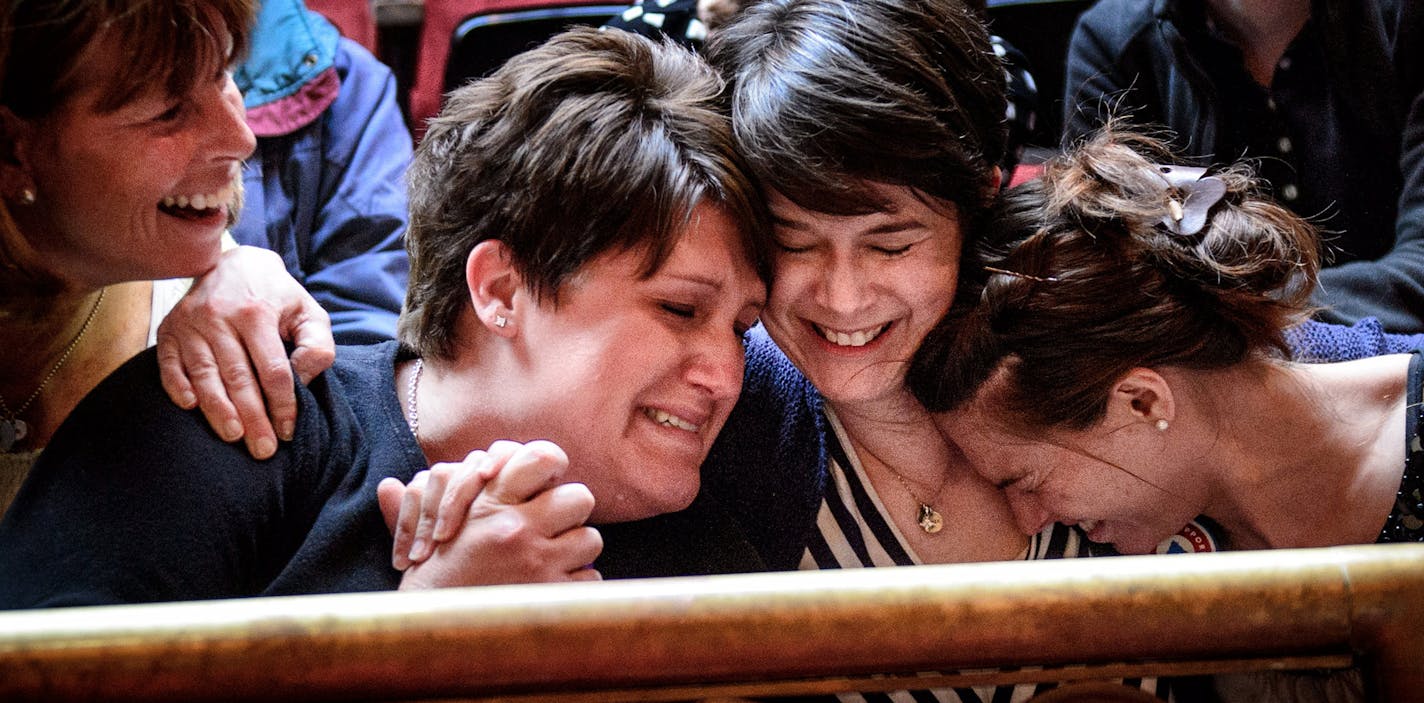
[494,314,508,329]
[1155,419,1169,432]
[19,188,35,205]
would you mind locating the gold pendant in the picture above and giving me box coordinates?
[917,503,943,534]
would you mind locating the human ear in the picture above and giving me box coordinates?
[1107,368,1176,431]
[0,107,37,202]
[464,240,520,337]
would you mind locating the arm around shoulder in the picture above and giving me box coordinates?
[0,349,320,609]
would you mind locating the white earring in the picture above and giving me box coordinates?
[1155,419,1169,432]
[19,188,35,205]
[494,314,508,329]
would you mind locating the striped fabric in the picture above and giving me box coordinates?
[799,409,1168,703]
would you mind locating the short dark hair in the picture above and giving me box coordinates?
[1,0,254,117]
[908,126,1320,429]
[399,26,772,360]
[708,0,1007,218]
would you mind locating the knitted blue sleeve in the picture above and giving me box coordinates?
[701,326,828,571]
[1288,319,1424,362]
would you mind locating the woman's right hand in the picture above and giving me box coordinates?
[378,440,603,586]
[156,246,335,460]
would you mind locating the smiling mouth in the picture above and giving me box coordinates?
[158,184,235,222]
[643,407,700,432]
[814,322,890,348]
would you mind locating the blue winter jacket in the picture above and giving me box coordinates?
[232,0,412,344]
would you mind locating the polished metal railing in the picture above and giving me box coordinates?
[2,544,1421,702]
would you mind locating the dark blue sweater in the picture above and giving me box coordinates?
[0,342,424,607]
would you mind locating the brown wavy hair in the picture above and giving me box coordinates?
[908,126,1321,430]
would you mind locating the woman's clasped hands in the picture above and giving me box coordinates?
[378,440,604,586]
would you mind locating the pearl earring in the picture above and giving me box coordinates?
[19,188,35,205]
[1155,419,1169,432]
[494,314,508,329]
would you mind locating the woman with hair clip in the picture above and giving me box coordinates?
[910,126,1424,558]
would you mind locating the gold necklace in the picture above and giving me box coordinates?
[882,463,949,534]
[0,289,105,453]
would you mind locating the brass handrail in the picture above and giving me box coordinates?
[2,544,1421,702]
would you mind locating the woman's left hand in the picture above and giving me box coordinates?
[156,246,336,459]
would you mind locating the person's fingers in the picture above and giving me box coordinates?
[480,440,570,506]
[156,329,198,410]
[204,329,278,460]
[519,482,596,538]
[552,525,603,579]
[236,314,298,443]
[180,334,245,445]
[568,566,603,582]
[390,471,428,571]
[433,452,496,542]
[377,477,404,535]
[285,303,334,386]
[409,464,453,563]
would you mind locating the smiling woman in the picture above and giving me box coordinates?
[0,0,276,509]
[1,1,253,293]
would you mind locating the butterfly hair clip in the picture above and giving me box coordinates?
[1153,164,1227,236]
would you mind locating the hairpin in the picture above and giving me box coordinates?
[1153,164,1227,236]
[984,265,1060,283]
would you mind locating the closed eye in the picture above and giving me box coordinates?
[661,302,695,319]
[872,244,912,256]
[156,103,185,122]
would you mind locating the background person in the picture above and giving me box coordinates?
[159,0,416,452]
[231,0,411,344]
[0,26,770,607]
[1062,0,1424,332]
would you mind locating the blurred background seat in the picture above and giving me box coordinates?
[308,0,379,52]
[408,0,620,136]
[444,4,626,94]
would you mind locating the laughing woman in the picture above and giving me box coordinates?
[0,0,344,515]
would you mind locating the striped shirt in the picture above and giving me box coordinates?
[799,408,1171,702]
